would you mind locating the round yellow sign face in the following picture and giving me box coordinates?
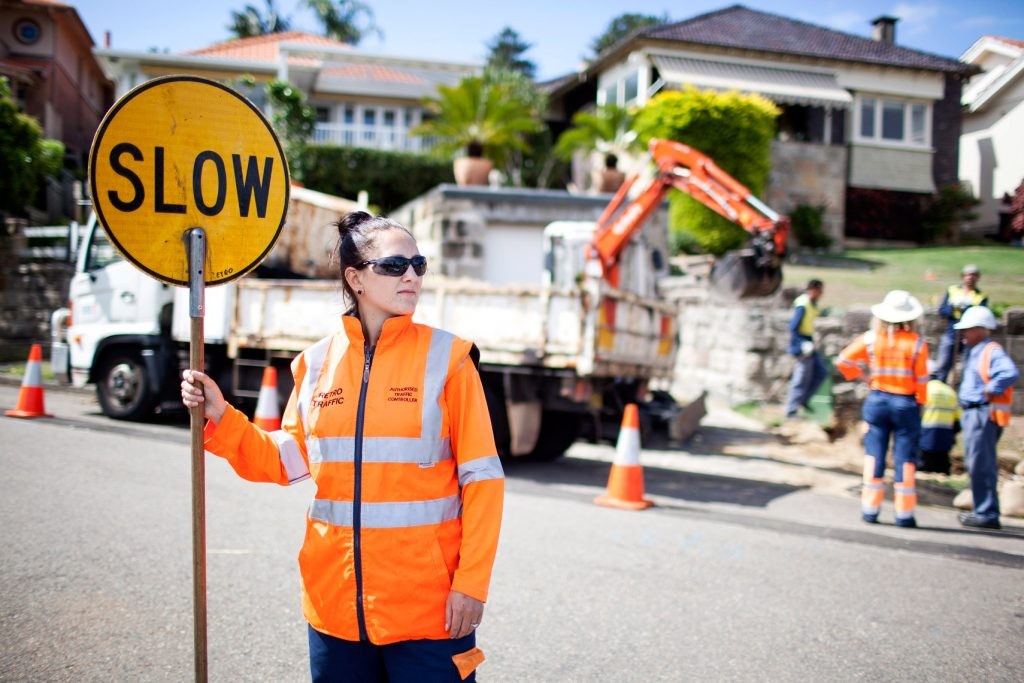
[90,75,289,286]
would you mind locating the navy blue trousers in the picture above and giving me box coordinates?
[308,625,477,682]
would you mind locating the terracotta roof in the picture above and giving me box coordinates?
[21,0,73,7]
[182,31,351,63]
[320,64,426,84]
[988,36,1024,50]
[638,4,971,74]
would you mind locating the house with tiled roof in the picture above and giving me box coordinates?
[0,0,112,170]
[958,35,1024,239]
[546,4,978,245]
[94,31,479,153]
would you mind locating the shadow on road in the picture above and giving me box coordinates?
[502,454,806,509]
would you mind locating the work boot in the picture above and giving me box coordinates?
[958,512,1001,530]
[895,518,917,529]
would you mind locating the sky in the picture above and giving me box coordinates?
[79,0,1024,81]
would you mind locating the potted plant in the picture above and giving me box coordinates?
[413,74,542,186]
[554,104,640,193]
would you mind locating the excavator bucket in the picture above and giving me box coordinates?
[708,251,783,299]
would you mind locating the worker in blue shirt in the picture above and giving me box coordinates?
[954,306,1019,530]
[785,279,826,418]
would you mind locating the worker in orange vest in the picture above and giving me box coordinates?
[953,306,1018,530]
[182,212,504,681]
[837,290,929,528]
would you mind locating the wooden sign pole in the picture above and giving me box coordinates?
[185,227,208,683]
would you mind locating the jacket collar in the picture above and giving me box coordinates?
[341,313,414,348]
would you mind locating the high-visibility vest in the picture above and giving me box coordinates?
[946,285,986,320]
[921,379,959,429]
[793,293,819,337]
[837,329,930,403]
[979,341,1014,426]
[204,314,504,644]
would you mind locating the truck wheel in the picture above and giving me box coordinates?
[525,410,582,461]
[97,351,157,420]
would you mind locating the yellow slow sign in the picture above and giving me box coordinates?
[90,75,289,286]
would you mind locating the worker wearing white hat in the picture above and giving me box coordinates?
[953,306,1018,530]
[933,264,988,382]
[837,291,930,527]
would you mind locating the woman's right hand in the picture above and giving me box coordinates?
[181,369,227,424]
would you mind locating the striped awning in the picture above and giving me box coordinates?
[651,54,852,108]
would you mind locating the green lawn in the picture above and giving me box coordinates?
[783,245,1024,314]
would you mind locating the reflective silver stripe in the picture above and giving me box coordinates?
[304,328,456,464]
[309,436,452,464]
[268,430,310,484]
[916,375,930,384]
[297,335,336,426]
[458,455,504,487]
[992,404,1011,414]
[309,494,462,528]
[423,329,454,439]
[873,368,914,377]
[862,482,884,491]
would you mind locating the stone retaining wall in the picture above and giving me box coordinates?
[668,284,1024,416]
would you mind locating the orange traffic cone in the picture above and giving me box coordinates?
[5,344,53,419]
[594,404,653,510]
[253,366,281,431]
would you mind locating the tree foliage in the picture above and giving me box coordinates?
[590,13,668,56]
[553,104,639,161]
[485,26,536,79]
[0,77,64,217]
[302,0,381,45]
[227,0,291,38]
[412,72,544,172]
[633,88,780,255]
[265,79,316,180]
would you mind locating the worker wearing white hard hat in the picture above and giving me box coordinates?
[837,290,929,527]
[953,306,1018,530]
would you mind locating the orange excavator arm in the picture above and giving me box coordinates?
[590,138,789,297]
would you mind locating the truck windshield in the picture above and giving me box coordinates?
[86,226,124,271]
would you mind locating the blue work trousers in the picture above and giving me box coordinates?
[862,390,920,467]
[309,625,477,682]
[932,328,957,382]
[785,351,827,416]
[960,406,1002,523]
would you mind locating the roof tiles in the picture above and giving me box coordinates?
[639,4,970,73]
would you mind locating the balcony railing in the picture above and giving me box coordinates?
[311,123,436,153]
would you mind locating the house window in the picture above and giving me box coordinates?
[859,98,876,138]
[315,107,330,123]
[603,83,618,107]
[881,100,903,140]
[856,96,931,147]
[383,110,396,126]
[343,106,355,124]
[623,72,639,104]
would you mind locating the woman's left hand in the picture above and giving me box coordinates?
[445,590,484,639]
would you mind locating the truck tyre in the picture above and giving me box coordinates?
[482,381,512,458]
[97,351,158,420]
[524,410,582,461]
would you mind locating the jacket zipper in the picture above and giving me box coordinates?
[353,343,374,642]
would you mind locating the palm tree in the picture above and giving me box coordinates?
[302,0,382,45]
[227,0,292,38]
[554,104,640,191]
[412,74,542,179]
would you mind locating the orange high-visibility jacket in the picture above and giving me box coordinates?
[203,314,505,644]
[980,341,1014,426]
[837,329,930,404]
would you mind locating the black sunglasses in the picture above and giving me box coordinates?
[357,255,428,277]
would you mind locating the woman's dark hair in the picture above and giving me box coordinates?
[335,210,412,304]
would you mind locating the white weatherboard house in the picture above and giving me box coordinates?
[958,36,1024,238]
[94,31,479,153]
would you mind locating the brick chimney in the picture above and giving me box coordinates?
[871,16,898,44]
